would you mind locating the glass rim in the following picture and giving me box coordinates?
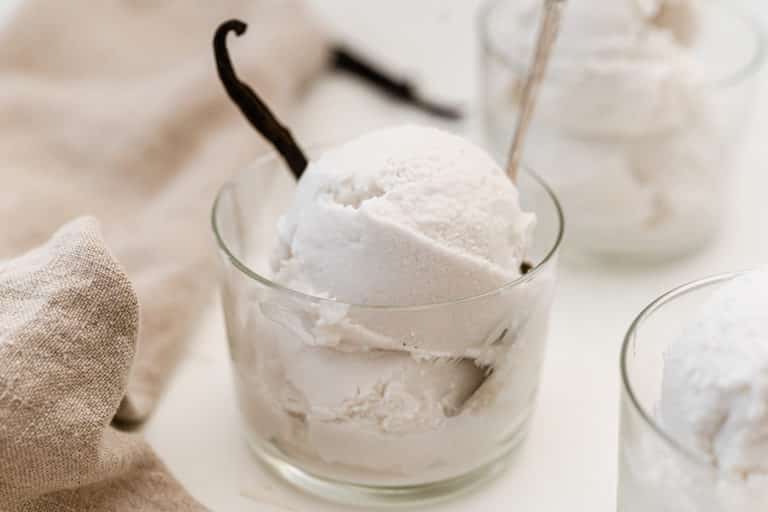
[620,270,748,467]
[478,0,767,91]
[211,149,564,312]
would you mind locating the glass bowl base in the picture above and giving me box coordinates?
[247,437,523,508]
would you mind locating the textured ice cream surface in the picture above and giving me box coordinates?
[242,287,554,480]
[520,106,722,257]
[659,270,768,475]
[270,124,535,306]
[277,339,486,433]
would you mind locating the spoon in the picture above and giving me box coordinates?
[506,0,567,182]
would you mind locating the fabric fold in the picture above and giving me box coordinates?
[0,0,329,424]
[0,217,207,511]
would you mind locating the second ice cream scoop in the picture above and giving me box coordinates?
[659,269,768,475]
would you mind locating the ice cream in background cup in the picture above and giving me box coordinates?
[212,126,563,506]
[479,0,765,262]
[619,269,768,511]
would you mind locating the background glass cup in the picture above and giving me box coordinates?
[212,148,563,506]
[479,0,765,261]
[618,272,767,511]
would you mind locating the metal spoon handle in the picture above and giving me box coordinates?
[506,0,566,182]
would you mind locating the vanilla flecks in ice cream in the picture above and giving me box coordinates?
[235,125,556,483]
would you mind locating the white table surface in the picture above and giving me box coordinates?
[134,1,767,511]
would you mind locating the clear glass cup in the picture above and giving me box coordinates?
[479,0,765,261]
[618,272,768,511]
[212,148,563,506]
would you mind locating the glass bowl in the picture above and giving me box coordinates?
[212,147,563,506]
[618,272,768,511]
[479,0,765,261]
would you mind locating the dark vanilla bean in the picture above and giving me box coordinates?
[214,20,308,179]
[331,45,461,120]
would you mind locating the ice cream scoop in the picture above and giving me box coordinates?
[271,125,536,306]
[507,0,701,137]
[659,269,768,475]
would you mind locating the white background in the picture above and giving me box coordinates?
[3,1,768,511]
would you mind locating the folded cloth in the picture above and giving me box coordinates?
[0,0,328,424]
[0,217,207,511]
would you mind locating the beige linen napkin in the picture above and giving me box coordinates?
[0,0,328,424]
[0,217,207,511]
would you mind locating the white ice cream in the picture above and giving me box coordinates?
[660,270,768,476]
[487,0,725,259]
[233,126,556,483]
[271,124,535,306]
[621,270,768,511]
[503,0,701,136]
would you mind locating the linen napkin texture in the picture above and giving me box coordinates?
[0,218,207,511]
[0,0,329,425]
